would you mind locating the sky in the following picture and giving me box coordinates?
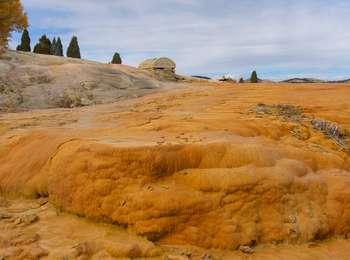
[9,0,350,80]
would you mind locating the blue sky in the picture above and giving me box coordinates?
[10,0,350,80]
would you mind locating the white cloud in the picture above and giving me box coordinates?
[12,0,350,79]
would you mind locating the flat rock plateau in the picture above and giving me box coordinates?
[0,51,350,259]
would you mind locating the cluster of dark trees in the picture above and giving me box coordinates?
[33,35,67,56]
[16,29,80,58]
[16,29,122,63]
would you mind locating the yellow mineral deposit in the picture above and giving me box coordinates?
[0,51,350,259]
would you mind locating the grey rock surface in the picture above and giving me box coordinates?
[0,51,171,112]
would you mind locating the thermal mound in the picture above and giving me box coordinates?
[0,82,350,258]
[0,51,177,112]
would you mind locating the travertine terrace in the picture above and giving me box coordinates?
[1,53,350,259]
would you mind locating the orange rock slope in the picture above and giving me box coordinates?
[0,82,350,253]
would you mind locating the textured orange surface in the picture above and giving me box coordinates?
[0,83,350,253]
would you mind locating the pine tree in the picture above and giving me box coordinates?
[50,37,56,55]
[33,44,39,53]
[54,37,63,56]
[111,52,122,64]
[250,71,258,83]
[33,35,51,55]
[66,36,81,59]
[16,28,31,52]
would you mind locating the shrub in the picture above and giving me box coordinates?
[111,52,122,64]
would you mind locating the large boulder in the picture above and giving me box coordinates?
[139,57,178,81]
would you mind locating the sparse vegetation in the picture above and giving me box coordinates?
[16,28,31,52]
[111,52,122,64]
[67,36,81,59]
[58,91,84,108]
[219,75,236,82]
[311,119,349,152]
[252,103,350,153]
[253,103,303,121]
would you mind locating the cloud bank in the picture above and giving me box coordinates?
[10,0,350,79]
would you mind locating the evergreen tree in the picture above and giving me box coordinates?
[16,28,31,52]
[111,52,122,64]
[66,36,81,59]
[54,37,63,56]
[50,37,56,55]
[239,77,244,83]
[33,44,39,53]
[33,35,51,55]
[250,70,258,83]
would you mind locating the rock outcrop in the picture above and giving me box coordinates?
[139,57,179,81]
[0,50,168,112]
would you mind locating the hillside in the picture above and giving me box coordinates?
[0,74,350,259]
[0,51,177,112]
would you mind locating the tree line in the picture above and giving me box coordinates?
[16,30,81,59]
[16,29,122,64]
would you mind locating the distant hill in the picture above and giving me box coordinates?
[281,77,350,84]
[280,78,325,83]
[191,75,212,80]
[327,79,350,83]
